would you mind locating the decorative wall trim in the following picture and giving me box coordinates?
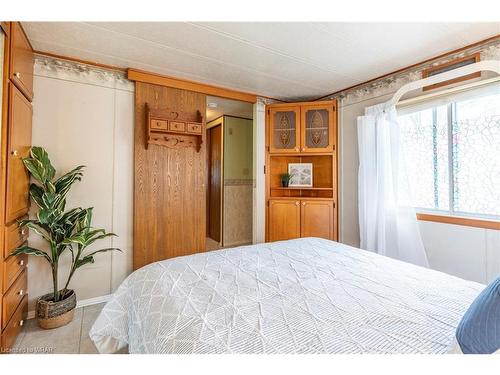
[331,39,500,107]
[27,294,112,320]
[34,54,134,92]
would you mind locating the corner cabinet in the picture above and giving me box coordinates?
[266,100,338,242]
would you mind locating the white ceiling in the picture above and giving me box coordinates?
[23,22,500,101]
[206,96,253,122]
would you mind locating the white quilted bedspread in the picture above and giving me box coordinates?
[89,238,483,354]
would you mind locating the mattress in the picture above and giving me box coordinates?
[89,237,483,354]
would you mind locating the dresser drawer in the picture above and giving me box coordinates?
[150,119,168,131]
[169,121,186,132]
[1,295,27,351]
[3,253,27,293]
[2,270,27,326]
[4,219,28,258]
[187,123,202,134]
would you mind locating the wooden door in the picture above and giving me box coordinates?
[268,199,301,241]
[207,125,222,243]
[6,83,32,223]
[300,200,334,240]
[268,105,300,153]
[300,103,335,153]
[133,83,206,270]
[9,23,33,101]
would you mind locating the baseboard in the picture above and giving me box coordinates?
[26,294,112,320]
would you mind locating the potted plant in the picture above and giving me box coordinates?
[280,172,294,187]
[10,147,120,329]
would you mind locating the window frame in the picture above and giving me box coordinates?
[399,91,500,230]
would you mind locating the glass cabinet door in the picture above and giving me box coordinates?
[268,106,300,153]
[301,104,335,152]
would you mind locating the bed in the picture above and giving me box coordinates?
[89,237,483,354]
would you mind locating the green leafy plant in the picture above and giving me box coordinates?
[11,147,120,302]
[280,172,294,187]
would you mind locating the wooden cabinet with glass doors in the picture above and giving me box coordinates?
[266,100,338,242]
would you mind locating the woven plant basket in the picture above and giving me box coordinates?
[36,290,77,329]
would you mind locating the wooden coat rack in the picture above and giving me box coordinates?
[145,103,204,152]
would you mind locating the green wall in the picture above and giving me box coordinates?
[223,116,253,180]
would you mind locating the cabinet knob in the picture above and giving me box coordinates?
[11,150,19,157]
[19,260,24,266]
[301,147,305,151]
[295,201,300,206]
[295,147,299,152]
[15,72,21,79]
[21,228,27,236]
[19,319,24,327]
[18,289,24,296]
[302,202,306,206]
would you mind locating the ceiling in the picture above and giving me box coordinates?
[23,22,499,101]
[206,96,253,122]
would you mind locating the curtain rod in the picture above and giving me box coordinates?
[396,76,500,107]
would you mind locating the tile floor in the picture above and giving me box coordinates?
[12,303,107,354]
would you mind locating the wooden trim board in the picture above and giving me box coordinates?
[128,69,257,103]
[417,213,500,230]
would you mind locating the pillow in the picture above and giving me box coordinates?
[455,277,500,354]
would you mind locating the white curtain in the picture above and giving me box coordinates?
[357,101,429,267]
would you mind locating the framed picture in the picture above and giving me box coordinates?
[288,163,313,187]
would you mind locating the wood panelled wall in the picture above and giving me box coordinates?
[133,82,206,270]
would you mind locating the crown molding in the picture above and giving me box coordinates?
[331,39,500,107]
[34,54,134,92]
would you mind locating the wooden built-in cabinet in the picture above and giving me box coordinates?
[269,101,335,154]
[266,100,337,242]
[9,22,34,101]
[268,199,334,241]
[6,84,32,222]
[1,22,32,352]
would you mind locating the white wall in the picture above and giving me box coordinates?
[28,56,134,310]
[339,83,500,285]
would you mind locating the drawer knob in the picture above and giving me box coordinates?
[15,72,21,79]
[19,260,24,266]
[11,150,19,157]
[19,319,24,327]
[18,289,24,296]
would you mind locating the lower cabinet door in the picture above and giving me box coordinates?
[268,199,301,242]
[300,200,334,240]
[1,295,27,351]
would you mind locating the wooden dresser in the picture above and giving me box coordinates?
[0,22,33,352]
[265,100,338,242]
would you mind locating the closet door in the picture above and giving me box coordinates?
[300,104,335,153]
[300,200,334,240]
[5,84,32,223]
[268,106,300,153]
[268,199,301,241]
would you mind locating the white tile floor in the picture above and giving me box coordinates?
[12,303,107,354]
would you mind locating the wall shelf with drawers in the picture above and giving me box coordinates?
[145,104,204,152]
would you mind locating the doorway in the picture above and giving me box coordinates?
[206,96,254,250]
[207,122,222,243]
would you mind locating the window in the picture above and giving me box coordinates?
[398,86,500,221]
